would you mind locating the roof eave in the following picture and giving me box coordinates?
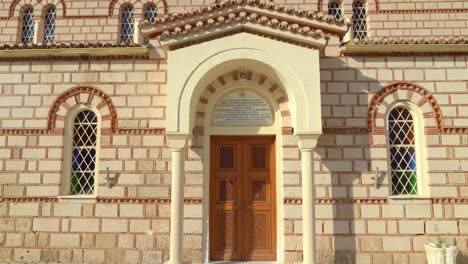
[159,22,328,51]
[341,44,468,55]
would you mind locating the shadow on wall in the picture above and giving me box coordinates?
[315,57,388,264]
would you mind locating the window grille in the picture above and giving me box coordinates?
[120,5,134,44]
[143,4,158,45]
[44,6,56,44]
[328,1,343,20]
[387,107,418,195]
[22,7,35,44]
[70,110,98,195]
[352,0,367,39]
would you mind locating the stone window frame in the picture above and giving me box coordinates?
[352,0,368,39]
[384,100,428,198]
[61,104,101,198]
[20,5,35,44]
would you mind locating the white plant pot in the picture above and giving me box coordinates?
[424,243,458,264]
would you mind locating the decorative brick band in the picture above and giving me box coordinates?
[97,197,171,204]
[109,0,168,17]
[47,86,118,133]
[115,128,166,135]
[368,82,443,133]
[285,198,389,204]
[315,198,388,204]
[374,0,468,14]
[284,198,303,204]
[0,197,59,203]
[1,197,202,204]
[432,198,468,204]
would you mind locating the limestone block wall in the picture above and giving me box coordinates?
[0,0,467,43]
[314,54,468,264]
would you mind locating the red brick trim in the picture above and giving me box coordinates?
[316,198,388,204]
[0,129,47,135]
[432,198,468,204]
[9,0,67,18]
[47,86,118,133]
[0,197,202,204]
[109,0,168,17]
[368,82,443,133]
[115,128,166,134]
[284,198,302,204]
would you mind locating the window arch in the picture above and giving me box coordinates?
[120,4,135,44]
[352,0,367,39]
[385,102,425,196]
[65,105,100,195]
[143,3,158,45]
[21,6,35,44]
[328,1,343,20]
[43,6,56,44]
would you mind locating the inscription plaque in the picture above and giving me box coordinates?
[213,90,273,126]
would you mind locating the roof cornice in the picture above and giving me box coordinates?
[0,42,149,61]
[342,37,468,55]
[141,0,347,51]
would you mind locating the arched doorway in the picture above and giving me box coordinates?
[193,70,292,261]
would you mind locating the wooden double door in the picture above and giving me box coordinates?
[210,136,276,261]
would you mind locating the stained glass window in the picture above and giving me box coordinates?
[143,4,158,45]
[70,110,98,195]
[352,0,367,39]
[120,5,134,44]
[44,6,56,44]
[328,1,343,20]
[22,7,35,44]
[387,107,418,195]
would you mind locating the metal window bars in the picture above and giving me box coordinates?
[70,110,98,195]
[143,4,158,45]
[22,7,35,44]
[388,107,418,195]
[352,0,367,39]
[44,6,56,44]
[120,5,135,44]
[328,1,343,21]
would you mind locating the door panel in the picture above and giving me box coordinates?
[210,136,276,261]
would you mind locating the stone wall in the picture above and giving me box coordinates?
[0,0,467,42]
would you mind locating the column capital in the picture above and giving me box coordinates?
[296,134,319,150]
[167,133,190,149]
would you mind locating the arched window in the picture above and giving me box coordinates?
[143,4,158,45]
[352,0,367,39]
[328,1,343,20]
[68,108,99,195]
[120,5,134,44]
[43,6,56,44]
[21,7,35,44]
[386,104,424,196]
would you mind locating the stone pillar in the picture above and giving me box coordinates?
[168,134,189,264]
[298,135,319,264]
[33,19,41,44]
[134,21,140,44]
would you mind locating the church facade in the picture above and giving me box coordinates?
[0,0,467,263]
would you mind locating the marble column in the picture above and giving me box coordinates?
[298,135,318,264]
[168,135,189,264]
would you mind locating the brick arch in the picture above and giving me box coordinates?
[47,86,118,133]
[193,70,293,136]
[11,0,66,18]
[109,0,168,17]
[368,82,443,134]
